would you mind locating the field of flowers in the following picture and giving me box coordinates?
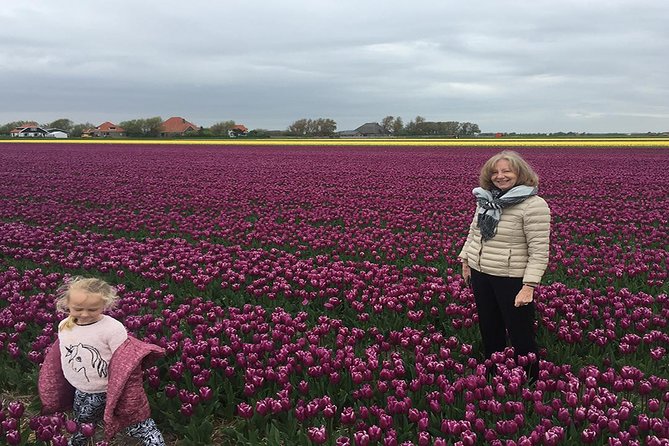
[0,141,667,445]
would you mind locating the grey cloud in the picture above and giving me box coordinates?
[1,0,668,133]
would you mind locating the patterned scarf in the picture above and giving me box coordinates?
[473,185,537,241]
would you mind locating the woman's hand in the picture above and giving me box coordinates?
[514,285,534,307]
[462,262,471,287]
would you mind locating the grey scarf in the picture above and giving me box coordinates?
[473,185,537,241]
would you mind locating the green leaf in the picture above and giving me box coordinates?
[269,422,282,445]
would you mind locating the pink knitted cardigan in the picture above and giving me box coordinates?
[38,336,165,440]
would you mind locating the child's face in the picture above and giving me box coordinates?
[67,289,105,324]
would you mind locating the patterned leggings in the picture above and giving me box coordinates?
[71,389,165,446]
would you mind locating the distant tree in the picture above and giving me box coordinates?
[144,117,163,137]
[119,119,142,137]
[404,116,425,135]
[402,117,480,137]
[247,129,271,138]
[381,116,395,133]
[312,118,337,136]
[448,121,462,136]
[209,120,236,137]
[287,118,309,136]
[391,117,404,135]
[70,122,95,137]
[196,127,213,137]
[287,118,336,136]
[458,122,481,136]
[47,118,74,132]
[436,121,460,136]
[120,117,162,137]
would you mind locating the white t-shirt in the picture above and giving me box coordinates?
[58,315,128,393]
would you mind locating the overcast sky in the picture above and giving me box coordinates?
[1,0,667,133]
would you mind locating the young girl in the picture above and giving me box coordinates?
[38,276,166,446]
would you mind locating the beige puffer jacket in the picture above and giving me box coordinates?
[458,195,550,285]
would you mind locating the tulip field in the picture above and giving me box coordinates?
[0,140,668,445]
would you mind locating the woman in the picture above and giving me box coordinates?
[459,150,550,381]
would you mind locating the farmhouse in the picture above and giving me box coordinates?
[82,122,126,138]
[10,123,49,138]
[339,122,389,137]
[161,117,199,137]
[10,123,69,138]
[228,124,249,137]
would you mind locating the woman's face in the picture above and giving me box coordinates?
[491,159,518,191]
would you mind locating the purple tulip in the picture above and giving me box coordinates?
[383,434,398,446]
[353,431,370,446]
[417,431,430,446]
[180,403,194,417]
[2,418,18,431]
[367,425,382,442]
[647,398,660,412]
[80,423,96,437]
[5,430,21,446]
[52,435,69,446]
[7,401,24,419]
[340,407,356,425]
[164,383,178,398]
[36,424,57,441]
[336,437,351,446]
[199,386,214,401]
[65,419,78,433]
[307,425,327,444]
[235,402,253,419]
[580,427,598,443]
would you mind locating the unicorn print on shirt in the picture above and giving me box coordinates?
[65,343,109,382]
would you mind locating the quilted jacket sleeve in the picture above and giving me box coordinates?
[522,196,551,284]
[458,208,478,262]
[103,337,165,440]
[38,339,75,414]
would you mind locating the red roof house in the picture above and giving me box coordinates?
[161,117,199,137]
[82,121,126,137]
[98,121,125,135]
[228,124,249,137]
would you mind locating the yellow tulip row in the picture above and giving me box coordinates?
[8,137,669,147]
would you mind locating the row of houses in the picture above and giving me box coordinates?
[10,117,250,138]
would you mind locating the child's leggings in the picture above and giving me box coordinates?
[70,389,165,446]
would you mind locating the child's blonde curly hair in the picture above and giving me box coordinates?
[56,276,119,330]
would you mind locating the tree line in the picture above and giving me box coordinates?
[1,115,481,138]
[285,116,480,137]
[381,115,480,137]
[284,116,480,137]
[0,118,257,138]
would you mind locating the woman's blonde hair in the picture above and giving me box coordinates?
[56,276,119,330]
[479,150,539,190]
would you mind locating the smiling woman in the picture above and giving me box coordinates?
[459,150,550,383]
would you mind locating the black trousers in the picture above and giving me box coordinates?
[470,268,538,359]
